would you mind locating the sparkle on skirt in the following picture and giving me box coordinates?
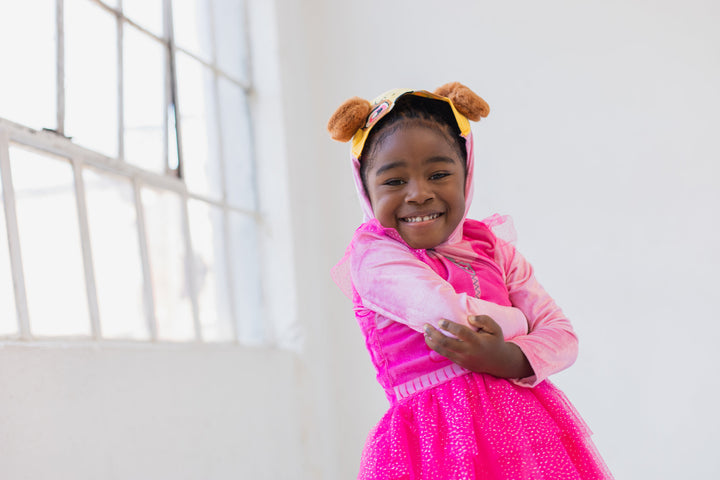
[358,373,613,480]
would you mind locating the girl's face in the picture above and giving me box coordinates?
[365,125,466,249]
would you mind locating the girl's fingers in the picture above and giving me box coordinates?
[438,319,478,342]
[468,315,500,334]
[424,323,465,354]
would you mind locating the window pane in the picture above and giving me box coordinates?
[84,168,148,340]
[0,0,56,130]
[188,200,233,341]
[176,53,221,199]
[123,0,164,37]
[65,0,118,157]
[228,212,262,343]
[141,187,195,341]
[219,78,255,210]
[123,24,166,173]
[172,0,212,62]
[0,165,18,335]
[214,0,249,82]
[10,145,90,336]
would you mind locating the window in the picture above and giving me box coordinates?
[0,0,265,344]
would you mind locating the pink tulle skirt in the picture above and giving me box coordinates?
[359,373,613,480]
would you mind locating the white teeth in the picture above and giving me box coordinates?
[403,213,441,223]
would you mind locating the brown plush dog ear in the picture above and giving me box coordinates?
[327,97,372,142]
[434,82,489,121]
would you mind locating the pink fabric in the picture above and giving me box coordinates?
[350,219,528,340]
[349,216,578,389]
[392,363,468,401]
[494,234,580,387]
[359,375,614,480]
[335,121,612,477]
[335,125,579,386]
[346,221,613,478]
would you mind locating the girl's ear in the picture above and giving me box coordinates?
[327,97,372,142]
[434,82,490,121]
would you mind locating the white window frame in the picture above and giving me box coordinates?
[0,0,286,346]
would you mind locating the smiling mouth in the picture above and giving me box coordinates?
[401,212,443,223]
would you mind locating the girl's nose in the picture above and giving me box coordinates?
[406,180,433,204]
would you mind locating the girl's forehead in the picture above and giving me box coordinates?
[370,125,464,165]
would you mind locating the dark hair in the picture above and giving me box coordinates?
[360,95,468,189]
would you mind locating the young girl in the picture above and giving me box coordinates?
[328,82,613,479]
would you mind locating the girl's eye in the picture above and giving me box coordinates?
[430,172,450,181]
[383,179,405,186]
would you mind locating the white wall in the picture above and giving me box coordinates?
[312,1,720,479]
[1,1,718,479]
[0,344,307,479]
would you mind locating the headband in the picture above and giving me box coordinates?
[328,81,490,160]
[351,89,472,159]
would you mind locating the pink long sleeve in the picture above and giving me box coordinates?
[350,228,529,339]
[495,241,579,387]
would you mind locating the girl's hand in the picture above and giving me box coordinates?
[424,315,534,380]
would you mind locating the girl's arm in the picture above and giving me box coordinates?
[350,228,528,340]
[499,241,579,386]
[424,242,578,386]
[424,315,534,380]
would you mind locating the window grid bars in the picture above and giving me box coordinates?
[0,120,249,344]
[116,0,125,163]
[207,0,224,203]
[91,0,251,92]
[165,0,183,182]
[0,120,260,218]
[163,0,199,341]
[1,0,259,345]
[239,0,254,93]
[56,0,66,136]
[162,0,172,177]
[179,191,202,342]
[71,153,102,339]
[90,0,173,173]
[0,128,30,340]
[206,0,241,342]
[131,177,158,342]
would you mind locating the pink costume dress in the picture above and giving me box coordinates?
[334,134,613,479]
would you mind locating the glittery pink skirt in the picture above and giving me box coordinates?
[359,373,613,480]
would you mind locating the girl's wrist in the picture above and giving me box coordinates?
[498,341,533,379]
